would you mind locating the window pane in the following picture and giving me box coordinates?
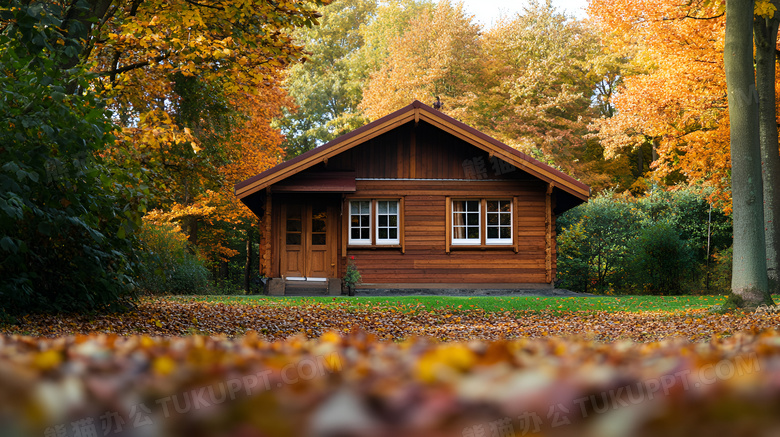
[500,214,511,226]
[487,214,498,225]
[390,202,398,214]
[378,202,387,214]
[488,227,498,239]
[466,201,479,211]
[500,227,511,239]
[453,226,466,239]
[487,201,498,212]
[379,216,388,226]
[351,216,359,227]
[467,227,479,239]
[361,228,370,239]
[500,201,511,212]
[350,202,358,214]
[286,234,301,245]
[312,234,326,245]
[467,213,479,226]
[453,201,465,212]
[351,229,360,239]
[287,219,301,232]
[390,228,397,239]
[360,216,369,227]
[389,215,397,226]
[379,228,387,239]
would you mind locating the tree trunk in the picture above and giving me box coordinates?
[183,216,198,247]
[724,0,773,308]
[754,7,780,299]
[220,260,229,281]
[244,232,252,294]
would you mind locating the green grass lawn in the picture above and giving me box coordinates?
[166,294,741,314]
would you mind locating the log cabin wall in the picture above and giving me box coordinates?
[299,121,560,285]
[339,179,555,284]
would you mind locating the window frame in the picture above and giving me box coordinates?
[347,198,403,248]
[485,199,513,246]
[375,199,401,245]
[448,198,514,249]
[451,199,482,246]
[348,200,372,245]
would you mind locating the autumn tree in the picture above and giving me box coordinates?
[360,0,482,121]
[589,0,730,200]
[474,1,630,190]
[52,0,328,242]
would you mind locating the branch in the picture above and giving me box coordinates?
[97,52,170,77]
[184,0,225,10]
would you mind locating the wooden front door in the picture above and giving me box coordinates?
[281,202,335,279]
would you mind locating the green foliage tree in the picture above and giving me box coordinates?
[0,1,146,314]
[276,0,377,157]
[278,0,432,157]
[557,188,732,295]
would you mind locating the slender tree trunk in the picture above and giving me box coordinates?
[724,0,773,308]
[220,260,229,281]
[244,231,252,294]
[184,217,198,247]
[637,145,644,177]
[754,7,780,299]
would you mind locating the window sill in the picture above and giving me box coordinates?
[449,245,515,250]
[348,245,403,249]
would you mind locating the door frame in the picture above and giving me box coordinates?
[279,199,339,280]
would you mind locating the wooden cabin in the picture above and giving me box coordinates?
[235,101,589,295]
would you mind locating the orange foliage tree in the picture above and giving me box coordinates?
[588,0,730,204]
[359,0,482,121]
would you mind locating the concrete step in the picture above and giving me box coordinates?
[266,278,342,296]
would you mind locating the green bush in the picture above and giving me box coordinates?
[134,222,211,295]
[556,187,731,295]
[625,221,695,295]
[710,246,733,294]
[0,2,146,314]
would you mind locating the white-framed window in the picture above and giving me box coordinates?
[451,199,513,246]
[349,200,371,245]
[376,200,400,245]
[452,200,481,245]
[486,200,512,245]
[349,199,402,246]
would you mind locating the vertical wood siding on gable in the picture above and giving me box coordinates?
[323,122,537,181]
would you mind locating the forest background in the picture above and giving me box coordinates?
[0,0,763,313]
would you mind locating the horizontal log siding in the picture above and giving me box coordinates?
[343,180,552,284]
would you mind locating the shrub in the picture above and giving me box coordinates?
[556,187,731,295]
[134,222,211,295]
[556,193,640,293]
[625,221,695,294]
[710,246,733,294]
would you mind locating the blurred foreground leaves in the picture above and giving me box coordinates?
[1,328,780,436]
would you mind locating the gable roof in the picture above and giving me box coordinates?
[235,100,590,200]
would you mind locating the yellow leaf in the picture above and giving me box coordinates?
[152,356,176,375]
[33,350,62,371]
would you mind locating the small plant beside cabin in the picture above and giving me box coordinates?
[344,258,362,296]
